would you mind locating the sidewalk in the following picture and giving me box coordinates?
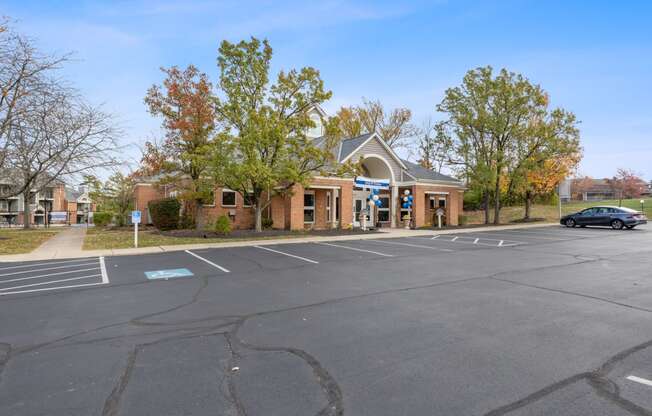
[15,226,87,261]
[0,222,558,262]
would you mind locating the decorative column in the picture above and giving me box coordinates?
[390,185,398,227]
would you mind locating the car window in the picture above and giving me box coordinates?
[581,208,595,216]
[595,208,608,214]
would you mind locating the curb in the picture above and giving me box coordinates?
[0,222,560,262]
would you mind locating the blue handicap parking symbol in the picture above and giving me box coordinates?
[145,268,194,280]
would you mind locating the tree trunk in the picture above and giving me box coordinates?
[493,176,501,225]
[23,192,31,229]
[524,191,532,220]
[254,200,263,232]
[483,191,490,225]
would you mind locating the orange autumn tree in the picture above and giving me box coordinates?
[522,156,580,218]
[144,65,216,228]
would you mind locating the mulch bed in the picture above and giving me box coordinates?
[160,228,379,239]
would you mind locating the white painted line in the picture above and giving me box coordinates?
[466,231,565,241]
[498,240,504,247]
[0,267,101,284]
[473,238,479,244]
[365,239,454,252]
[0,261,99,277]
[452,236,459,242]
[185,250,230,273]
[497,228,597,238]
[0,274,102,292]
[253,245,319,264]
[0,281,107,296]
[0,258,97,271]
[431,235,440,240]
[316,242,393,257]
[626,375,652,387]
[99,257,109,284]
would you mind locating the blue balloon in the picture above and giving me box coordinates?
[407,195,413,201]
[402,203,408,208]
[375,200,382,207]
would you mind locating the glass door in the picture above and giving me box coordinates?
[353,198,364,227]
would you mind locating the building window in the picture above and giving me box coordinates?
[438,197,446,208]
[326,192,331,221]
[377,197,390,222]
[243,192,255,207]
[304,192,315,223]
[0,200,7,212]
[221,189,236,207]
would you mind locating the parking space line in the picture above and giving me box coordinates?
[626,375,652,387]
[365,239,454,252]
[185,250,230,273]
[0,266,101,284]
[431,235,440,240]
[422,235,525,247]
[0,258,95,271]
[100,257,109,284]
[0,261,99,277]
[473,238,479,244]
[315,242,394,257]
[253,245,319,264]
[465,231,569,241]
[489,229,592,239]
[0,274,102,292]
[452,236,459,241]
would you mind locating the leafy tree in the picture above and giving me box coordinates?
[609,168,646,205]
[103,172,135,226]
[144,65,215,228]
[210,38,354,232]
[437,66,554,224]
[506,109,582,219]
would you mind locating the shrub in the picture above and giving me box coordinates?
[93,212,112,227]
[214,214,232,235]
[262,217,274,229]
[463,189,483,211]
[148,198,180,231]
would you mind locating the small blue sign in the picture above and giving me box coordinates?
[145,268,194,280]
[131,210,142,224]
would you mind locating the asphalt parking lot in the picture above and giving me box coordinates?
[1,225,652,415]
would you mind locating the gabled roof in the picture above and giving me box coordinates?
[338,133,375,162]
[401,159,462,184]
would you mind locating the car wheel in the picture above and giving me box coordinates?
[565,218,576,228]
[611,219,624,230]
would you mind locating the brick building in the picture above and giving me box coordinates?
[0,173,96,226]
[133,108,465,230]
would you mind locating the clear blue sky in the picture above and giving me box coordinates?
[3,0,651,179]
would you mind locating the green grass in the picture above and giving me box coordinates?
[83,227,321,250]
[0,228,62,255]
[463,197,652,225]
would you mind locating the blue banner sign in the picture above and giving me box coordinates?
[354,176,390,190]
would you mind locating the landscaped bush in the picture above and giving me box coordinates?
[262,217,274,229]
[463,189,483,211]
[93,212,112,227]
[148,198,180,231]
[214,214,232,235]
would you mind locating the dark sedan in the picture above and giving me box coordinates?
[561,206,648,229]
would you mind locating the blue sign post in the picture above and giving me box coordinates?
[131,210,142,248]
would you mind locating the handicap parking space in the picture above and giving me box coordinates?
[0,257,108,296]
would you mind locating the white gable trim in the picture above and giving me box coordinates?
[340,132,407,170]
[360,153,396,182]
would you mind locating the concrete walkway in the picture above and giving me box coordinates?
[0,222,559,263]
[24,226,87,260]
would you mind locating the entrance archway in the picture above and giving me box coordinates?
[354,154,396,228]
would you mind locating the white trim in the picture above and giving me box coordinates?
[425,191,450,195]
[303,190,315,224]
[340,132,407,170]
[307,185,341,190]
[312,176,354,182]
[395,181,463,188]
[360,153,396,183]
[221,189,237,207]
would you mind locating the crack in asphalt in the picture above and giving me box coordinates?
[483,339,652,416]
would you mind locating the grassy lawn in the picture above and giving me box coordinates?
[83,227,335,250]
[0,228,62,255]
[463,197,652,225]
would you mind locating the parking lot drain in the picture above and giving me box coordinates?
[145,268,194,280]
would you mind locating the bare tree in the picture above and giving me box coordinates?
[0,20,68,170]
[414,118,454,173]
[6,87,120,228]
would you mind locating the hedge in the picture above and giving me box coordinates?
[93,212,112,227]
[148,198,180,231]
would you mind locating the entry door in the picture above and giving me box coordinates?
[353,198,364,227]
